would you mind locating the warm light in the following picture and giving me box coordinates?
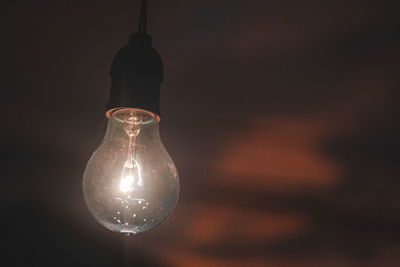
[82,108,179,236]
[120,174,134,192]
[119,158,143,192]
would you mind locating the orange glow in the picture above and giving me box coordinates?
[185,204,310,245]
[213,117,342,192]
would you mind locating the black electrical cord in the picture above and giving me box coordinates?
[138,0,148,33]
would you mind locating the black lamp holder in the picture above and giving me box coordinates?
[106,0,163,119]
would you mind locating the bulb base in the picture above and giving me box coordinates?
[105,107,160,122]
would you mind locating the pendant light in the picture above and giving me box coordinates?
[82,0,180,236]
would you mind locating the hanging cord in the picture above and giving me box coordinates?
[138,0,148,33]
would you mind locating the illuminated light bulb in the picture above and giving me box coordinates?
[82,108,179,236]
[82,0,179,236]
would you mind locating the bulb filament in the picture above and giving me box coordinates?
[120,115,143,192]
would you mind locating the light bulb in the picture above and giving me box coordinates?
[83,108,179,236]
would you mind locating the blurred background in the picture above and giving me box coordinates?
[2,0,400,266]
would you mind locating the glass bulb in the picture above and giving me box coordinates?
[82,108,179,236]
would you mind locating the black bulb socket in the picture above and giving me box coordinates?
[106,32,163,120]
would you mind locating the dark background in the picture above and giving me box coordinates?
[2,0,400,266]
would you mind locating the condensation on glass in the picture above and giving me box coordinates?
[82,108,179,236]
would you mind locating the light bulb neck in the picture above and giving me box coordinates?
[104,108,160,142]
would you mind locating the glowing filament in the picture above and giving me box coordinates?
[119,158,143,192]
[120,174,134,192]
